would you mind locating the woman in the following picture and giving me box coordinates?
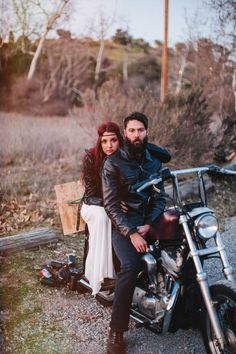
[80,122,123,295]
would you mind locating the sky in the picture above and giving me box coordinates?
[70,0,213,46]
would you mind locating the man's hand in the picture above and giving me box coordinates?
[137,224,151,238]
[130,232,148,253]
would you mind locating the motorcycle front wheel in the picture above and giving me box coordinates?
[202,280,236,354]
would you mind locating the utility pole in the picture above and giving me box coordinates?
[161,0,169,103]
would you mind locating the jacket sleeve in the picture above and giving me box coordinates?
[82,151,98,195]
[102,158,137,238]
[147,143,171,163]
[144,183,166,225]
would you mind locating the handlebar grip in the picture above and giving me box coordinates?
[137,177,161,192]
[136,168,173,193]
[207,164,236,176]
[220,168,236,176]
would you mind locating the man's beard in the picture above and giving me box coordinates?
[125,136,148,155]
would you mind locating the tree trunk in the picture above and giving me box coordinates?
[232,68,236,113]
[27,0,70,81]
[95,39,105,83]
[27,30,48,81]
[0,228,59,255]
[161,0,169,102]
[123,47,128,81]
[175,54,187,95]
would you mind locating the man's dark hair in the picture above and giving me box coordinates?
[123,112,148,129]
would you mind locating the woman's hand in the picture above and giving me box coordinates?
[120,201,128,213]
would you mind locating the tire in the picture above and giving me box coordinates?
[202,280,236,354]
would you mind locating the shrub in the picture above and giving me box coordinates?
[154,87,214,167]
[10,50,32,75]
[112,29,132,46]
[72,81,214,168]
[128,57,161,82]
[72,81,213,167]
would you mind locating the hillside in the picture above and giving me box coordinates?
[1,35,235,118]
[0,34,236,166]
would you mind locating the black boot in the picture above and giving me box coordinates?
[106,330,126,354]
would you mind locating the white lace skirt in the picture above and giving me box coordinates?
[80,203,115,295]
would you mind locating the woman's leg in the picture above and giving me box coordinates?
[80,203,115,295]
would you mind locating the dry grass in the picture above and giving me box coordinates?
[0,88,230,236]
[0,112,97,236]
[0,112,95,166]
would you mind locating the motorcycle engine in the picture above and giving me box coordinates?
[132,286,169,320]
[132,244,185,321]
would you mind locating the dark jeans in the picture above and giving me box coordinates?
[110,228,143,332]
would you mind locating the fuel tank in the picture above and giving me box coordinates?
[149,209,182,241]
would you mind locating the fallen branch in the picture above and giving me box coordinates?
[0,227,59,255]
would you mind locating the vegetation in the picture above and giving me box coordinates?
[0,9,235,268]
[0,3,235,351]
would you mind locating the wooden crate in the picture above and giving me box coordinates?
[54,181,85,235]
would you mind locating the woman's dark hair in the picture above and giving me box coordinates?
[81,121,123,184]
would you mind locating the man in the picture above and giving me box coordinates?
[102,112,171,354]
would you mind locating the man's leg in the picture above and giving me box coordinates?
[107,228,142,354]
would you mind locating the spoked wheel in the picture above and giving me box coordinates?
[202,280,236,354]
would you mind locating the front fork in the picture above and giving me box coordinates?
[179,215,232,350]
[215,231,236,287]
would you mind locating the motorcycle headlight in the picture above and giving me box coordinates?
[194,214,218,240]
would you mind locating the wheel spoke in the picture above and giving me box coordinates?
[202,282,236,354]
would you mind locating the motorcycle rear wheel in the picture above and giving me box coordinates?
[202,280,236,354]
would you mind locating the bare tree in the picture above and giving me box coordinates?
[113,28,132,81]
[205,0,236,40]
[9,0,72,79]
[172,6,206,95]
[41,40,95,104]
[204,0,236,114]
[27,0,71,80]
[174,42,190,95]
[11,0,43,51]
[0,1,14,42]
[87,9,116,85]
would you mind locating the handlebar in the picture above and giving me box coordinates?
[137,176,162,192]
[172,165,236,177]
[136,165,236,193]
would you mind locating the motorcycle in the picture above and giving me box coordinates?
[77,164,236,354]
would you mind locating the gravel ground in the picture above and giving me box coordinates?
[2,217,236,354]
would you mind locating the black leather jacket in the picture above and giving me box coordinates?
[102,143,171,238]
[81,150,103,206]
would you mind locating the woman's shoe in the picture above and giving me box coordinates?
[101,278,116,290]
